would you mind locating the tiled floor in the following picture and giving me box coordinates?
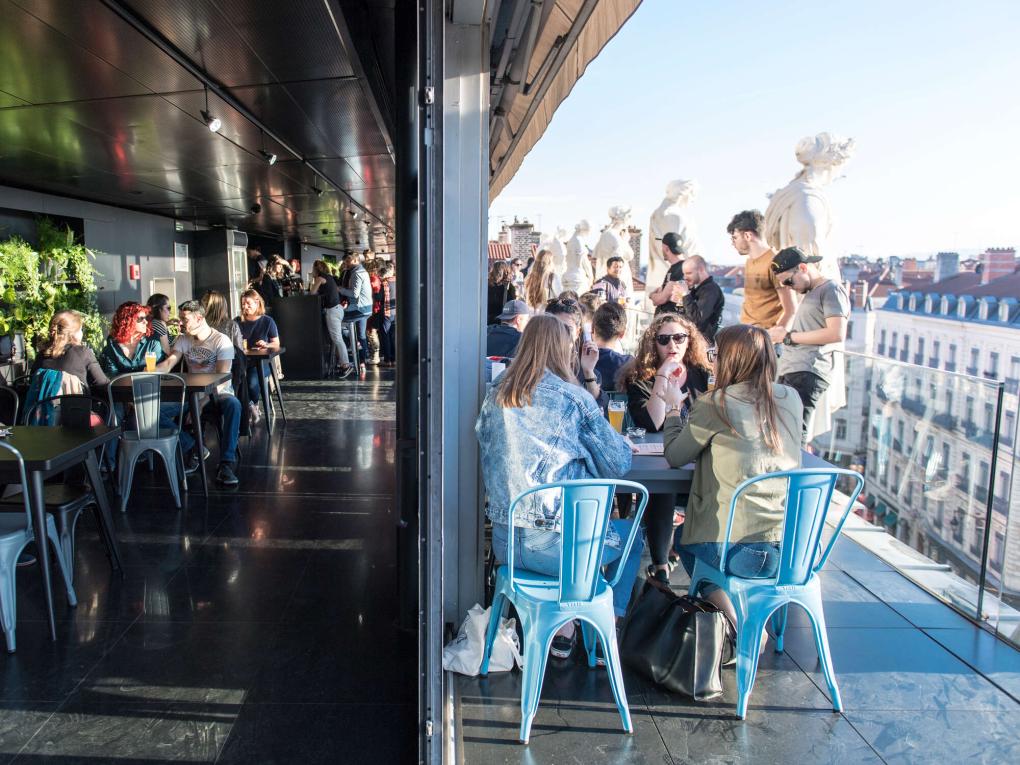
[455,535,1020,763]
[0,372,415,764]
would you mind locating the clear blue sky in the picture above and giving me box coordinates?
[489,0,1020,266]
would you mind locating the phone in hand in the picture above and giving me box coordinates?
[582,321,593,344]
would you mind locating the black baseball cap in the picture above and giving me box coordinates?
[497,299,531,320]
[771,246,822,273]
[661,232,683,255]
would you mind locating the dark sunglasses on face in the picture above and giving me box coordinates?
[656,332,689,346]
[782,277,795,287]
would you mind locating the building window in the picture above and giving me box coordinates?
[959,455,971,492]
[835,420,847,440]
[997,471,1010,509]
[880,328,887,350]
[901,334,911,361]
[969,347,980,374]
[945,390,954,417]
[895,420,905,451]
[890,332,898,359]
[976,460,990,502]
[940,443,951,479]
[988,351,1000,378]
[1011,355,1020,379]
[1005,411,1016,447]
[932,340,940,366]
[992,532,1005,571]
[948,343,958,370]
[893,464,901,490]
[984,403,995,433]
[965,396,974,425]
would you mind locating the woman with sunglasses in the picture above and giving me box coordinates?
[99,302,166,376]
[618,313,711,582]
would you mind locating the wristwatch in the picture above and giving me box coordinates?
[783,331,796,346]
[665,403,683,416]
[583,377,596,384]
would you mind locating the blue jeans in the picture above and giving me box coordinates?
[492,520,644,617]
[246,362,269,407]
[344,309,371,362]
[678,541,781,596]
[163,395,241,464]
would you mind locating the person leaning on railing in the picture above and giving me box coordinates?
[476,314,642,660]
[662,324,802,639]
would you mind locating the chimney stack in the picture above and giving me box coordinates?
[854,280,870,310]
[980,247,1015,285]
[934,251,959,283]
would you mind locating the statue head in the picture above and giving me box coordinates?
[793,133,855,181]
[573,219,590,236]
[607,206,631,225]
[555,226,568,240]
[665,179,699,204]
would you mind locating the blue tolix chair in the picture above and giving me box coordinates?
[687,467,865,719]
[480,479,649,744]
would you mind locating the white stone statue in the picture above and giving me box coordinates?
[647,179,702,306]
[562,220,594,294]
[764,132,856,439]
[592,206,634,291]
[764,132,855,281]
[542,227,568,280]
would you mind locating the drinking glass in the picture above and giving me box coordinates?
[607,400,626,433]
[144,351,157,372]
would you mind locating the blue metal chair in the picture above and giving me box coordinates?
[687,468,865,719]
[0,441,79,652]
[480,479,649,744]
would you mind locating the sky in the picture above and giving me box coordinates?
[488,0,1020,266]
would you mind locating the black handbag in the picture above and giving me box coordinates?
[619,579,732,700]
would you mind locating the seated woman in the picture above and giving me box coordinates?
[201,291,245,352]
[544,297,603,406]
[662,324,803,633]
[99,302,166,376]
[146,293,173,356]
[476,315,642,659]
[618,313,711,583]
[236,289,280,424]
[27,311,109,416]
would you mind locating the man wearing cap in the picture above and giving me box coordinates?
[648,232,687,315]
[486,299,530,358]
[768,247,851,441]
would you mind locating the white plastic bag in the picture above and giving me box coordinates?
[442,603,523,676]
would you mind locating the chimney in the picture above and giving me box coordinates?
[854,280,870,310]
[934,252,959,283]
[980,247,1015,285]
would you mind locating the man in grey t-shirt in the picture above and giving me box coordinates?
[768,247,850,441]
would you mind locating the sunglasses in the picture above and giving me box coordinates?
[782,276,796,287]
[656,332,689,346]
[136,316,148,323]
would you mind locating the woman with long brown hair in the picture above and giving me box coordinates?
[31,310,108,388]
[618,312,712,581]
[663,324,802,633]
[309,259,353,378]
[487,260,517,324]
[476,314,642,658]
[523,249,561,310]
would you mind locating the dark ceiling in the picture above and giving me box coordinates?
[0,0,396,251]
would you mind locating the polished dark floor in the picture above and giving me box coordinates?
[0,372,415,764]
[455,535,1020,764]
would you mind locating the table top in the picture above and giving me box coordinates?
[623,430,694,488]
[244,347,285,359]
[99,372,230,394]
[0,425,120,472]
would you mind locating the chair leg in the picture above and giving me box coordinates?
[734,611,767,719]
[46,519,77,608]
[480,593,507,676]
[0,552,19,652]
[155,446,182,509]
[588,612,632,734]
[118,449,141,513]
[772,604,789,654]
[580,620,597,668]
[519,617,554,744]
[804,591,842,712]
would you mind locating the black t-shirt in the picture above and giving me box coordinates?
[655,260,685,315]
[30,344,109,387]
[316,274,341,309]
[624,365,709,433]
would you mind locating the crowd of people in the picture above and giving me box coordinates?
[478,208,850,655]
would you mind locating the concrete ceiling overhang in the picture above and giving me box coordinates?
[487,0,643,200]
[0,0,396,251]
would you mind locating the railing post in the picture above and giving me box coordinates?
[974,382,1005,619]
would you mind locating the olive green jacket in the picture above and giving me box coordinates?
[663,382,803,546]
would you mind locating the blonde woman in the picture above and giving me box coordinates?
[237,289,281,423]
[523,249,562,310]
[663,324,802,632]
[476,315,640,658]
[30,310,108,389]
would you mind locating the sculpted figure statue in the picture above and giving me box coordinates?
[647,179,701,307]
[765,132,856,439]
[562,219,594,294]
[542,226,569,280]
[592,205,634,291]
[764,132,855,281]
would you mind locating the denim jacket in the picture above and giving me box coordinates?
[476,370,633,535]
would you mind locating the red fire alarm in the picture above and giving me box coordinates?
[129,264,140,280]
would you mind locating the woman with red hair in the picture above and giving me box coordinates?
[99,301,167,376]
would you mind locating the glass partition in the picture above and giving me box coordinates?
[812,351,1019,647]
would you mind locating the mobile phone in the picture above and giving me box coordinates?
[582,321,592,344]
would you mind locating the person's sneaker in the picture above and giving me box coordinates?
[184,446,211,475]
[550,631,576,659]
[249,401,261,425]
[337,364,354,379]
[216,461,239,486]
[594,640,607,668]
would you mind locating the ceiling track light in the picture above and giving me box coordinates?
[312,185,324,197]
[258,129,277,165]
[201,86,221,132]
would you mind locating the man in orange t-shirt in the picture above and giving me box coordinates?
[727,209,796,330]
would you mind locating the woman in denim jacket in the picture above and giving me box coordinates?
[477,315,643,659]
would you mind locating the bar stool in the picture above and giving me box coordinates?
[341,318,361,376]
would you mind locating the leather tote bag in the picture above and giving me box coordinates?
[619,579,731,700]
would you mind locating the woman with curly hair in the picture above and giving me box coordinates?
[31,310,109,388]
[99,302,166,376]
[486,260,517,325]
[523,249,561,310]
[618,313,711,582]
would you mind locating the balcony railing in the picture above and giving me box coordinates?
[1005,377,1019,395]
[928,357,939,368]
[932,412,958,429]
[877,343,886,355]
[914,353,925,365]
[900,349,910,362]
[901,396,927,417]
[966,365,979,376]
[945,362,957,372]
[984,370,998,380]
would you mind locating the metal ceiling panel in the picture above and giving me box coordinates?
[343,153,396,189]
[0,90,30,108]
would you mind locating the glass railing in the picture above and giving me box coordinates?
[811,351,1020,647]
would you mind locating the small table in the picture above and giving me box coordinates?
[244,348,287,434]
[623,431,694,495]
[0,425,122,641]
[101,373,231,496]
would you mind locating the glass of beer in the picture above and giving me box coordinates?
[608,400,626,433]
[144,351,157,372]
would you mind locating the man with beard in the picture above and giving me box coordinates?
[768,247,850,441]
